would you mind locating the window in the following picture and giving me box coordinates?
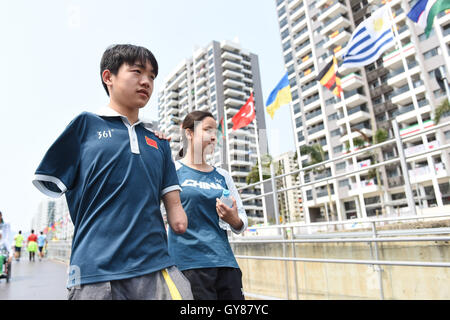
[423,47,439,60]
[333,145,343,154]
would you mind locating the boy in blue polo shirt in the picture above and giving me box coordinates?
[32,44,192,300]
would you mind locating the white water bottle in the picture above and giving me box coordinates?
[218,189,233,230]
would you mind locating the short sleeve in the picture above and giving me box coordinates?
[32,114,85,198]
[161,140,181,196]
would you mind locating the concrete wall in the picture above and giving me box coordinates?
[47,238,450,299]
[232,240,450,300]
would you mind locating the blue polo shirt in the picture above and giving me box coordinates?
[168,161,248,271]
[32,109,181,287]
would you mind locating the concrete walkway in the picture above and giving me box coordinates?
[0,257,68,300]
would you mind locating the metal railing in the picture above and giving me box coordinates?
[230,216,450,300]
[234,119,450,299]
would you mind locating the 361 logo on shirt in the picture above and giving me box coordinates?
[97,130,114,139]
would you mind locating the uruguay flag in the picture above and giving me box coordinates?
[341,6,395,69]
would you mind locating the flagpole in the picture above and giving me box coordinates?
[335,56,364,220]
[251,89,269,225]
[385,2,420,214]
[223,102,232,175]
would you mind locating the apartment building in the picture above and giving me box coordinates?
[158,40,273,224]
[273,151,304,222]
[31,196,74,241]
[276,0,450,223]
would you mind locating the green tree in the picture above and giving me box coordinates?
[300,144,335,222]
[350,127,389,217]
[433,99,450,124]
[246,154,272,184]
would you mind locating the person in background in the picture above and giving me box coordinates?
[168,111,248,300]
[37,231,47,261]
[27,230,38,262]
[14,231,24,262]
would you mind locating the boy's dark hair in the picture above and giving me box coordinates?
[100,44,159,96]
[178,111,215,158]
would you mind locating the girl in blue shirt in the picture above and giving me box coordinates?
[168,111,248,300]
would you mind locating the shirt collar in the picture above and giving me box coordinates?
[96,106,155,132]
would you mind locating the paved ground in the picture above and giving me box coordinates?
[0,257,68,300]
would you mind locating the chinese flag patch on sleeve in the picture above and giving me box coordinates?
[145,136,158,149]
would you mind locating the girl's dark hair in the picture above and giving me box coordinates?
[178,111,215,159]
[100,44,159,96]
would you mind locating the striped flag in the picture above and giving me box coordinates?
[265,72,292,119]
[407,0,450,38]
[317,56,342,98]
[341,6,395,69]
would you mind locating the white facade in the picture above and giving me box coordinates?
[158,40,272,223]
[31,196,74,240]
[276,0,450,223]
[273,151,303,222]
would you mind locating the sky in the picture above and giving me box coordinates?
[0,0,296,232]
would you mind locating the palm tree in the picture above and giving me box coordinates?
[349,127,389,217]
[433,98,450,124]
[300,144,335,222]
[246,154,272,185]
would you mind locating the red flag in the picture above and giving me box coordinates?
[145,136,158,149]
[232,93,255,130]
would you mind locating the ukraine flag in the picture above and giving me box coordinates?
[265,72,292,119]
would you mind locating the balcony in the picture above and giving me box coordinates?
[349,179,378,196]
[166,98,178,108]
[290,1,305,21]
[291,14,308,34]
[396,102,431,124]
[340,127,373,144]
[298,68,317,85]
[386,60,420,87]
[308,123,327,140]
[298,54,314,70]
[404,140,439,158]
[295,39,312,58]
[293,27,310,47]
[391,80,426,105]
[323,29,351,50]
[342,105,371,125]
[399,119,434,137]
[223,69,244,79]
[382,43,415,69]
[223,78,244,89]
[303,94,321,112]
[320,15,351,36]
[408,163,447,184]
[222,60,242,71]
[225,97,246,107]
[224,87,245,99]
[341,73,364,91]
[348,159,372,173]
[343,90,368,108]
[318,1,347,22]
[305,109,323,126]
[221,50,242,62]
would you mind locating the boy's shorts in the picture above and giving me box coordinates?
[67,266,193,300]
